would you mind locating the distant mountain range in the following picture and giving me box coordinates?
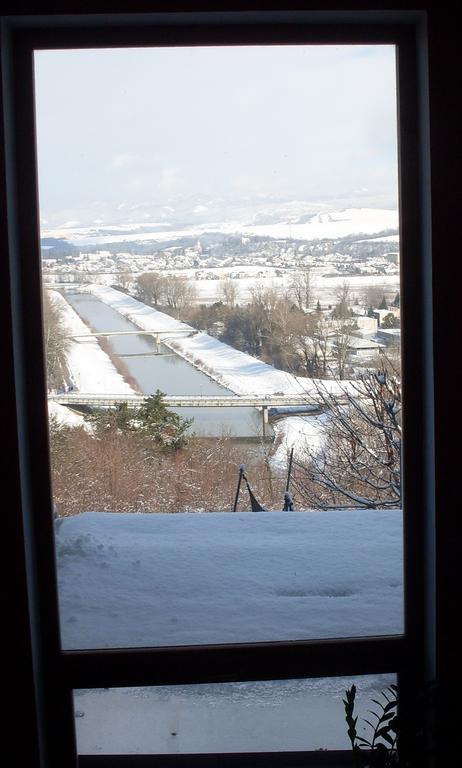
[41,198,398,249]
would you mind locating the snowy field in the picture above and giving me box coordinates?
[57,509,401,754]
[191,271,399,307]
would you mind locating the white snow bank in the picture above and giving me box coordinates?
[48,400,88,429]
[82,285,347,398]
[271,413,329,468]
[48,289,135,395]
[56,509,403,650]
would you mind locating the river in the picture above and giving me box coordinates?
[65,292,266,438]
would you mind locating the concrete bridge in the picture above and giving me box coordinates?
[67,328,197,352]
[49,392,321,436]
[68,330,194,339]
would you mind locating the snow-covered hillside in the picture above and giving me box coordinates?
[42,206,398,247]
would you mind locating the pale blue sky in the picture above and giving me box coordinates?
[34,45,398,228]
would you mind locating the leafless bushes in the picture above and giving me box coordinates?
[42,291,71,390]
[50,421,284,517]
[135,272,197,320]
[292,364,401,509]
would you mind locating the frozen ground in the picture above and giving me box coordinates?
[57,509,401,754]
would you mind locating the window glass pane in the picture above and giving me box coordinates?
[35,45,402,649]
[74,675,397,754]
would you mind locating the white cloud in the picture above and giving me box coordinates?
[158,166,186,195]
[111,153,137,169]
[60,220,80,228]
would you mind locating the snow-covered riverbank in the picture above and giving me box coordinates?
[47,290,136,427]
[79,284,346,400]
[56,284,337,456]
[49,289,135,395]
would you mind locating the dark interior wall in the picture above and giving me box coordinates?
[2,3,459,766]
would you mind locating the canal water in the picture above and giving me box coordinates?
[65,293,264,438]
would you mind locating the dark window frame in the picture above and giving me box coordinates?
[1,8,436,768]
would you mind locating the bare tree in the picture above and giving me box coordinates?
[117,271,133,292]
[249,283,284,357]
[136,272,166,307]
[331,317,358,380]
[289,312,330,378]
[42,290,71,391]
[363,284,387,310]
[292,364,401,509]
[332,280,353,320]
[290,266,312,311]
[220,277,239,309]
[164,274,197,319]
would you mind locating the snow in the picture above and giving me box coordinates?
[189,272,400,306]
[57,509,401,754]
[49,289,135,395]
[48,400,87,429]
[42,207,398,247]
[74,673,395,754]
[240,208,398,241]
[271,413,329,468]
[56,509,403,650]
